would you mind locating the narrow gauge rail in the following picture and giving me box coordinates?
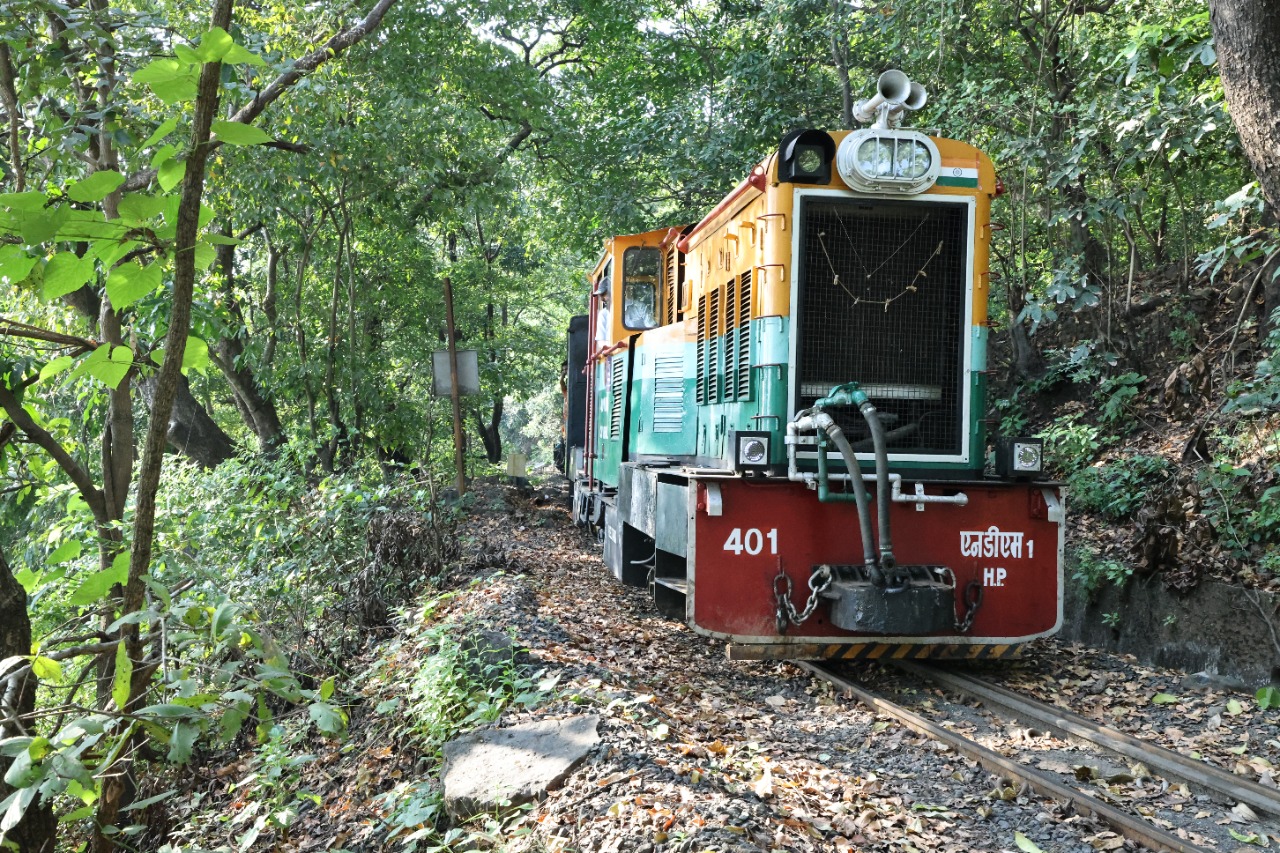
[800,662,1224,853]
[894,661,1280,820]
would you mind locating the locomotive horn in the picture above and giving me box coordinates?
[887,82,929,126]
[852,69,911,125]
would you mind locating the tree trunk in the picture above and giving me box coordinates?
[214,236,284,450]
[1210,0,1280,214]
[137,373,237,468]
[474,398,503,464]
[0,550,57,853]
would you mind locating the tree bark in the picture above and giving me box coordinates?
[0,550,57,853]
[137,373,238,468]
[213,236,284,450]
[1210,0,1280,214]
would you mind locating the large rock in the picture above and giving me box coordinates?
[441,715,600,822]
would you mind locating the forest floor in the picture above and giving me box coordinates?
[162,483,1280,853]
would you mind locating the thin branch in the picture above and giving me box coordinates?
[121,0,399,192]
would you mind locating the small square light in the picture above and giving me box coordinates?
[996,437,1044,479]
[732,430,772,473]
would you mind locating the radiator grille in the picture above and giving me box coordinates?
[797,198,968,455]
[696,294,708,404]
[736,270,752,400]
[609,356,624,437]
[653,355,684,432]
[708,287,722,402]
[664,246,683,324]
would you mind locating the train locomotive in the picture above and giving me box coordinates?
[563,71,1064,662]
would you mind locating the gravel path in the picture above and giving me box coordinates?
[442,491,1141,852]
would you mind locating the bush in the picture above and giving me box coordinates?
[1070,454,1173,521]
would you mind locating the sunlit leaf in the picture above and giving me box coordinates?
[40,252,95,299]
[106,260,162,309]
[67,170,125,203]
[211,121,272,146]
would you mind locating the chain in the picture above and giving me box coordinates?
[774,565,834,633]
[951,569,983,634]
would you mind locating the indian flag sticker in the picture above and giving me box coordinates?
[936,166,979,188]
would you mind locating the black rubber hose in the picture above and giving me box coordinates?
[821,417,882,583]
[859,401,895,570]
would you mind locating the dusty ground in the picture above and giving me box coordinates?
[168,484,1279,852]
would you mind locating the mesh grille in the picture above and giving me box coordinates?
[664,246,683,324]
[797,198,968,455]
[708,288,722,402]
[736,270,752,400]
[696,294,708,404]
[609,356,624,437]
[653,355,684,432]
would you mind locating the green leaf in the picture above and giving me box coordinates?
[210,121,272,146]
[0,247,37,283]
[158,158,186,192]
[202,232,242,246]
[136,704,202,720]
[67,170,125,203]
[2,749,38,788]
[1257,686,1280,710]
[150,75,199,105]
[20,205,68,244]
[319,676,335,701]
[307,701,347,736]
[196,26,235,62]
[1229,828,1263,845]
[37,355,75,383]
[0,192,49,212]
[121,789,176,813]
[68,552,129,606]
[183,336,210,374]
[45,539,83,565]
[73,344,133,390]
[1226,698,1244,716]
[40,252,95,299]
[111,642,132,712]
[106,260,162,310]
[1151,693,1180,705]
[1013,831,1044,853]
[133,58,188,85]
[26,737,51,761]
[140,117,179,149]
[118,193,167,222]
[31,657,62,683]
[167,722,197,765]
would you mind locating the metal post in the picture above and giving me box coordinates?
[443,275,466,496]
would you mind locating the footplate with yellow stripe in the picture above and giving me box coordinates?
[726,642,1025,662]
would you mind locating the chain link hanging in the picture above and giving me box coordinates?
[773,564,834,633]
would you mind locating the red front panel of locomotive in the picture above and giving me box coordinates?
[690,479,1063,643]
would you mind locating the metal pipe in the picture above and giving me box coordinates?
[858,400,895,569]
[791,412,879,576]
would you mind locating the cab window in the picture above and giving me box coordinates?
[594,260,613,343]
[622,247,660,330]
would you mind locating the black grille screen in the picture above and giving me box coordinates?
[797,198,969,455]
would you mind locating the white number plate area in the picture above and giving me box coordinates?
[722,528,778,556]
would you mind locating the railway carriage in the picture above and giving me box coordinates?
[564,71,1064,661]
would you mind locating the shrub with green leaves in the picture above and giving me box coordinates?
[1070,454,1173,520]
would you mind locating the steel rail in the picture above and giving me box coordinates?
[798,662,1210,853]
[895,660,1280,819]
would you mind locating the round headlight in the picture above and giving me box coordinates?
[896,140,933,179]
[856,138,893,178]
[1014,443,1041,470]
[741,438,768,465]
[797,147,824,174]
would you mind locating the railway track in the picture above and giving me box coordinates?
[800,660,1280,853]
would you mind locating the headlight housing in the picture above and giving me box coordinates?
[995,437,1045,479]
[836,129,940,194]
[731,430,772,474]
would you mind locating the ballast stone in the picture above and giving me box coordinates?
[441,714,601,821]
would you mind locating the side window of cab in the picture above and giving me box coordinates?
[594,260,613,343]
[622,247,660,330]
